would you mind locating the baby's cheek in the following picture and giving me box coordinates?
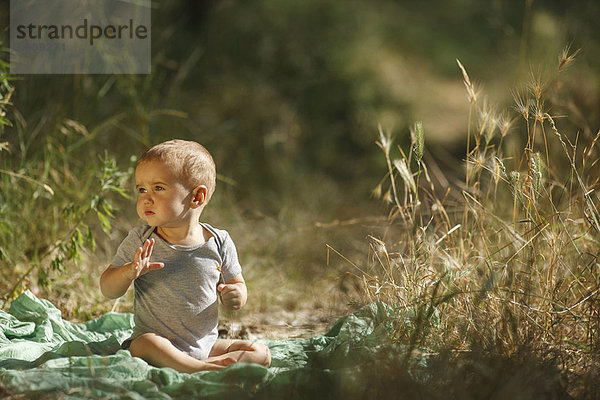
[135,202,144,219]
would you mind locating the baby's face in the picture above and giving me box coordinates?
[135,160,193,227]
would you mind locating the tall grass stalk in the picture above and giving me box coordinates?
[366,47,599,394]
[0,56,131,309]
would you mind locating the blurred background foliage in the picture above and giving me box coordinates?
[4,0,600,189]
[0,0,599,318]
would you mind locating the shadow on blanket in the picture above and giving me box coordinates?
[1,290,421,399]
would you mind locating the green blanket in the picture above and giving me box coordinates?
[0,291,408,399]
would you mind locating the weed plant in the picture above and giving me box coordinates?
[362,47,599,397]
[0,55,131,314]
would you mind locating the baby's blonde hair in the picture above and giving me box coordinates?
[139,139,216,200]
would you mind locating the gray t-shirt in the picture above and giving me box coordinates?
[110,223,242,360]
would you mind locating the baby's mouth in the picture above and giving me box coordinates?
[144,211,155,216]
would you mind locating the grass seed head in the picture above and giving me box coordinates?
[509,170,521,189]
[528,70,545,103]
[457,59,478,104]
[533,101,547,124]
[531,152,545,196]
[372,181,383,199]
[558,44,580,73]
[393,158,416,194]
[512,90,531,121]
[478,99,498,144]
[495,156,508,179]
[377,124,392,154]
[499,112,515,138]
[411,121,425,162]
[383,187,393,204]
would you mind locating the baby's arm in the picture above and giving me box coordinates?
[100,238,164,299]
[217,274,247,310]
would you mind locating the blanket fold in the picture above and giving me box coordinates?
[1,290,409,399]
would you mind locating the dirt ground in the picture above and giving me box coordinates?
[217,282,360,340]
[218,305,352,340]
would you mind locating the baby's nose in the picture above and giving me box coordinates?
[139,193,153,203]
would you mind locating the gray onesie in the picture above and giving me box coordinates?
[110,223,242,360]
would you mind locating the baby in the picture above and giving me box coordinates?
[100,139,271,372]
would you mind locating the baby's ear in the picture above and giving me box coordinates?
[192,186,208,208]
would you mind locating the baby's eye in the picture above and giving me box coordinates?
[155,186,164,191]
[137,187,147,194]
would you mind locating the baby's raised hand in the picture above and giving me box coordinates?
[128,238,164,280]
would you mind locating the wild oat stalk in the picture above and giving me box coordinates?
[411,121,425,201]
[376,125,401,209]
[364,48,599,384]
[457,59,477,188]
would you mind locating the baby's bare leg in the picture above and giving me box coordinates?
[129,333,225,373]
[209,340,271,367]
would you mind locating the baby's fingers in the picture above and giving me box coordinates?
[218,284,239,296]
[141,239,154,258]
[147,262,164,271]
[125,247,143,280]
[133,239,162,278]
[133,246,143,266]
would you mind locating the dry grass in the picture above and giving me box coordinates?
[359,46,599,396]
